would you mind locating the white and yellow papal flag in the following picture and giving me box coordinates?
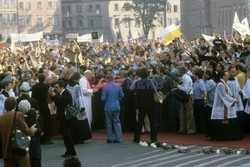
[160,25,182,46]
[10,35,16,53]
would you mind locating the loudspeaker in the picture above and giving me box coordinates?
[91,32,98,40]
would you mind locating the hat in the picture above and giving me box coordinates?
[20,82,30,92]
[23,67,30,73]
[171,68,180,76]
[58,66,65,72]
[2,75,12,82]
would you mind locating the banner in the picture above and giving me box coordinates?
[10,32,43,42]
[162,25,182,46]
[65,33,79,39]
[77,33,104,43]
[77,34,92,43]
[46,40,60,46]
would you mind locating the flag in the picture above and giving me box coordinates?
[201,34,215,46]
[232,12,250,35]
[78,52,84,64]
[241,17,250,35]
[99,34,104,43]
[10,35,16,53]
[162,25,182,46]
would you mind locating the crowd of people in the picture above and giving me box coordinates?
[0,35,250,166]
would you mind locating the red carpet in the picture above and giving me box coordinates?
[92,131,250,148]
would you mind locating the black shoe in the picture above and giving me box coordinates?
[114,140,121,143]
[106,140,112,143]
[133,139,139,143]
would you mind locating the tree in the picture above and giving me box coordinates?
[123,0,167,39]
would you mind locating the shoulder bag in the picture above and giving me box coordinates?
[11,111,31,157]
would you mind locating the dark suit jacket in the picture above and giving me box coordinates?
[51,89,72,122]
[32,83,49,104]
[0,111,34,159]
[135,78,155,110]
[16,94,39,111]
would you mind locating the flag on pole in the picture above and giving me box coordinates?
[201,34,215,46]
[10,35,16,53]
[232,12,250,35]
[99,34,104,43]
[161,25,182,46]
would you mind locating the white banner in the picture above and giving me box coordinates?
[77,34,92,42]
[46,40,60,46]
[201,34,215,46]
[10,32,43,42]
[65,33,79,39]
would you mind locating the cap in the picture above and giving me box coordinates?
[2,75,12,82]
[20,82,30,92]
[23,67,30,73]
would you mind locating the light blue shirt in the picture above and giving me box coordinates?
[178,74,193,95]
[193,79,206,100]
[205,79,216,107]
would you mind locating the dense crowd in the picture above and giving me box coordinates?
[0,35,250,167]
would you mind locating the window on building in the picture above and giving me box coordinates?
[3,0,8,7]
[54,2,59,9]
[167,4,171,13]
[19,18,25,26]
[88,16,102,28]
[76,5,82,13]
[159,17,163,26]
[26,2,31,10]
[19,2,24,9]
[54,16,59,25]
[88,18,94,28]
[48,1,52,9]
[48,16,59,26]
[26,17,31,26]
[10,0,15,7]
[174,18,178,25]
[168,18,172,25]
[3,14,9,23]
[135,17,140,27]
[174,5,178,13]
[11,13,16,23]
[115,18,119,27]
[88,5,93,12]
[37,2,42,9]
[124,15,130,27]
[67,20,72,28]
[114,4,119,11]
[96,4,100,13]
[78,19,83,28]
[36,17,43,25]
[62,20,65,28]
[66,6,71,14]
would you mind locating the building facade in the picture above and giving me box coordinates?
[17,0,62,35]
[62,0,180,42]
[181,0,247,40]
[0,0,18,40]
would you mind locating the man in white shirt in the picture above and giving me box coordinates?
[177,66,196,134]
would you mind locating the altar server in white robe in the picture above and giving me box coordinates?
[243,68,250,114]
[210,71,243,141]
[227,66,244,112]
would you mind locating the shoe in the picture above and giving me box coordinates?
[43,141,54,145]
[178,131,186,134]
[114,140,121,143]
[133,139,139,143]
[187,132,196,135]
[63,154,76,158]
[106,140,112,143]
